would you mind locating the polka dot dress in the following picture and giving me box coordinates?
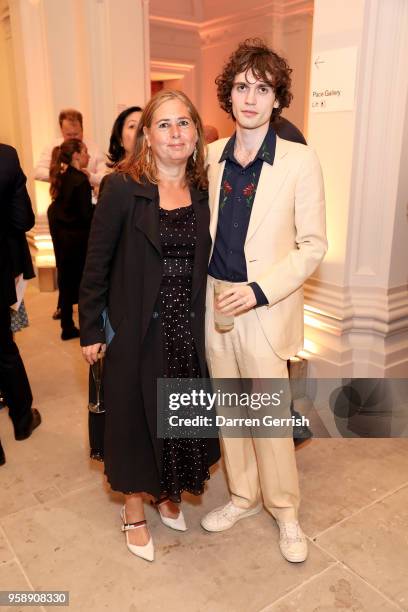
[159,204,210,502]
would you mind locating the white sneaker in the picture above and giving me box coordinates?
[201,501,262,532]
[277,520,308,562]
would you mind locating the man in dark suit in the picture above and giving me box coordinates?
[0,143,41,465]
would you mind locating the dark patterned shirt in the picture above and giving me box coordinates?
[208,125,277,305]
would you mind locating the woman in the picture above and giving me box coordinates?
[79,90,220,562]
[48,139,93,340]
[106,105,143,168]
[88,106,143,460]
[96,106,143,198]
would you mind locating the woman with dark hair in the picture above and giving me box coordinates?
[96,107,143,203]
[79,90,220,562]
[106,106,143,167]
[48,139,93,340]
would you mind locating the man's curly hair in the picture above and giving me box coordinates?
[216,38,293,121]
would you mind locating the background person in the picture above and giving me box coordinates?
[106,106,143,168]
[48,139,94,340]
[79,90,220,562]
[35,108,106,187]
[0,144,41,465]
[34,108,106,320]
[97,106,144,200]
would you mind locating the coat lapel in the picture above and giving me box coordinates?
[191,187,210,305]
[132,181,162,256]
[132,180,209,307]
[245,137,291,244]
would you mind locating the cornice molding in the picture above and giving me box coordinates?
[149,0,313,36]
[149,14,199,31]
[150,58,195,72]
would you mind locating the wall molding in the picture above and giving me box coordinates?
[149,0,313,38]
[302,277,408,376]
[150,58,197,100]
[304,277,408,338]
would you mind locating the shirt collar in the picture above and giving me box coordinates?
[219,124,277,166]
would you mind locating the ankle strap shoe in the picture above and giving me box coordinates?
[120,506,154,562]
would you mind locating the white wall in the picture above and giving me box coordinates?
[0,1,21,150]
[7,0,150,218]
[308,0,366,286]
[150,21,202,107]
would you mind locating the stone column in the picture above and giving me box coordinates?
[304,0,408,376]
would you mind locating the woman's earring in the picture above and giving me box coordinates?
[193,146,197,163]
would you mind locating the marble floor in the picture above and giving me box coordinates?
[0,284,407,612]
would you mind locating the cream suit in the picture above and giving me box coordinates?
[205,134,327,521]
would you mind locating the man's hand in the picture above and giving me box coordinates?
[216,285,257,316]
[82,343,106,365]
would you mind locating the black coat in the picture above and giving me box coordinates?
[79,174,220,495]
[47,166,93,304]
[0,144,35,306]
[272,116,307,145]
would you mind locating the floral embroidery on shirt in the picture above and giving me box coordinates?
[260,142,272,162]
[220,178,233,211]
[243,173,257,209]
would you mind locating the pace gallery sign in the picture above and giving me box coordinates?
[310,46,358,113]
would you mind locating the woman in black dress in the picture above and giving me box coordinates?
[48,139,93,340]
[79,91,220,562]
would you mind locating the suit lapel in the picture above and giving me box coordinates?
[208,159,225,256]
[245,137,291,244]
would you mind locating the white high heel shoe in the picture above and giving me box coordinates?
[155,498,187,532]
[120,506,154,562]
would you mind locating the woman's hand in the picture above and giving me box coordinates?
[82,343,106,365]
[216,285,257,316]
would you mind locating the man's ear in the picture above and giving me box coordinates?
[273,99,280,109]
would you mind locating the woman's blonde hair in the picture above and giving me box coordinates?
[119,90,208,190]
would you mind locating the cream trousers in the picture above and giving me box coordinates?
[205,276,300,522]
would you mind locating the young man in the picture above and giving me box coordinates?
[201,39,327,563]
[34,108,106,188]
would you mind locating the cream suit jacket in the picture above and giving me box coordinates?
[207,135,327,360]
